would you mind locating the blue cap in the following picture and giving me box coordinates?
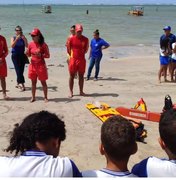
[163,26,171,31]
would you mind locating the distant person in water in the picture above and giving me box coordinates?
[0,31,9,99]
[27,28,50,103]
[67,24,89,98]
[11,25,28,92]
[86,29,110,81]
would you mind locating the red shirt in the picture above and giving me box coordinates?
[68,35,89,60]
[0,35,8,61]
[27,42,50,63]
[65,34,74,47]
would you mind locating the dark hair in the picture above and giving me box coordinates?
[38,33,45,45]
[160,37,169,51]
[94,29,99,36]
[15,25,22,32]
[5,111,66,156]
[159,109,176,155]
[71,25,75,29]
[101,115,136,161]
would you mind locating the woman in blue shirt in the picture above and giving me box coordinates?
[86,29,110,81]
[11,26,28,91]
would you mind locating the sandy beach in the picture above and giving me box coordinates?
[0,44,175,171]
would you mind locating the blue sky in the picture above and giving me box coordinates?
[0,0,176,4]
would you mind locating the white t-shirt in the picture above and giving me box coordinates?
[132,156,176,177]
[160,48,167,56]
[172,42,176,60]
[0,150,81,177]
[82,168,137,177]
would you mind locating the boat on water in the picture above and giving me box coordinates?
[128,6,144,16]
[42,5,52,14]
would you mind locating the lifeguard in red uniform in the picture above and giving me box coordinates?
[67,24,89,98]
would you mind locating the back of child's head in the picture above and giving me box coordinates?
[101,115,137,162]
[5,110,66,156]
[159,109,176,156]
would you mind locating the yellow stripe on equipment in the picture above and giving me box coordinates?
[86,102,120,122]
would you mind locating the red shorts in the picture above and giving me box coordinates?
[0,61,7,77]
[28,63,48,81]
[69,58,86,75]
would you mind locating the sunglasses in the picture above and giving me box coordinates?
[31,35,37,37]
[15,29,21,32]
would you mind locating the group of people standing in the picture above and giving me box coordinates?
[66,24,110,98]
[159,25,176,83]
[0,26,50,102]
[0,24,110,101]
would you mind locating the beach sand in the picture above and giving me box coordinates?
[0,45,175,171]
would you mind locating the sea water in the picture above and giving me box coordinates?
[0,4,176,48]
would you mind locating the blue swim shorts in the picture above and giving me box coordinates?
[160,56,169,65]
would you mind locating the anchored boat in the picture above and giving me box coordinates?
[42,5,52,14]
[128,6,144,16]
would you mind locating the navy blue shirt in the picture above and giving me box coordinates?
[160,33,176,50]
[90,38,109,58]
[11,37,25,55]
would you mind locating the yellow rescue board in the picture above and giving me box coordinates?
[86,102,120,122]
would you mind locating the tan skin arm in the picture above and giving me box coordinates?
[42,44,50,59]
[67,39,71,56]
[11,34,28,48]
[0,37,8,63]
[102,44,110,50]
[11,35,20,48]
[21,35,28,48]
[2,38,8,58]
[172,43,176,54]
[88,46,92,59]
[85,39,89,54]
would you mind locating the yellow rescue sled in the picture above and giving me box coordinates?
[86,102,147,142]
[86,102,120,122]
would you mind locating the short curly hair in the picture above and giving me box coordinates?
[101,115,136,161]
[5,111,66,156]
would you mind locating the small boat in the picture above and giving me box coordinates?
[42,5,52,14]
[128,6,144,16]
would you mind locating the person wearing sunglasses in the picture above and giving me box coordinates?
[11,25,28,91]
[27,28,50,103]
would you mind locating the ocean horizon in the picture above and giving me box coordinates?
[0,4,175,48]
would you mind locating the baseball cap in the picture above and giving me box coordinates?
[163,26,171,31]
[75,24,83,32]
[30,28,41,36]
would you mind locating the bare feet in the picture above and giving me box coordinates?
[3,94,10,100]
[20,87,26,92]
[30,98,36,103]
[68,91,73,98]
[44,98,49,103]
[164,79,169,82]
[80,92,86,96]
